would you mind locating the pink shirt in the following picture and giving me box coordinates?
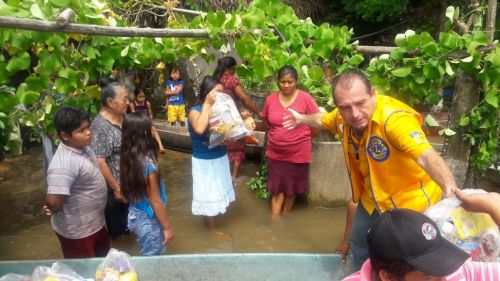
[262,90,319,163]
[342,259,500,281]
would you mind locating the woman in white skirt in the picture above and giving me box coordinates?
[187,76,235,228]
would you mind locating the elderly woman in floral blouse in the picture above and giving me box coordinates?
[90,79,130,240]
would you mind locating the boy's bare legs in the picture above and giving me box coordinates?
[282,195,296,214]
[271,193,285,220]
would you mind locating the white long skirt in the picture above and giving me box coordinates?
[191,154,235,216]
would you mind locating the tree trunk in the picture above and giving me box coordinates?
[442,70,480,187]
[485,0,497,42]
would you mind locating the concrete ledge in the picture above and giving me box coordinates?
[307,141,445,207]
[308,141,351,208]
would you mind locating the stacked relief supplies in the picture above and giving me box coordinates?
[425,189,500,261]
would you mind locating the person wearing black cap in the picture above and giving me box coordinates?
[342,208,500,281]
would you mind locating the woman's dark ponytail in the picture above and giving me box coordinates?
[213,56,237,81]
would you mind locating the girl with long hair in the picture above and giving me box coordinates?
[120,112,174,255]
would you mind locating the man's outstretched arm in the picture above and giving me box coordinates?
[416,148,458,197]
[283,109,325,129]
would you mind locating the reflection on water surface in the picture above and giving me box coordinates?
[0,147,345,260]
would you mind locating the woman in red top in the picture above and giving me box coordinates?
[262,65,319,219]
[213,56,261,182]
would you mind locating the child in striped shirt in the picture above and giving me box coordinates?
[44,106,109,258]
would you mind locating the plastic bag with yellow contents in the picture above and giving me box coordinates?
[208,92,249,149]
[424,189,500,261]
[95,249,138,281]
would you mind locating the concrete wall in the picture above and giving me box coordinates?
[307,140,446,207]
[308,141,351,208]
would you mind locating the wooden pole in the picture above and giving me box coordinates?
[355,45,397,55]
[170,7,206,16]
[0,16,495,57]
[0,16,210,38]
[485,0,497,42]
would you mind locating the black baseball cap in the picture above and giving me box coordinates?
[367,208,469,276]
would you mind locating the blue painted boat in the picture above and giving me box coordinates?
[0,253,355,281]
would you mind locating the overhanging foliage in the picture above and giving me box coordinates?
[0,0,497,171]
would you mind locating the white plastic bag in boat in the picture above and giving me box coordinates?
[0,274,30,281]
[32,262,86,281]
[95,249,138,281]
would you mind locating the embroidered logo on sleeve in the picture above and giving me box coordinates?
[367,136,390,162]
[409,131,427,145]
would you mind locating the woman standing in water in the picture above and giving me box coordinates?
[261,66,319,219]
[188,76,235,230]
[213,56,261,182]
[91,79,130,240]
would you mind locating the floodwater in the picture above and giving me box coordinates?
[0,147,346,261]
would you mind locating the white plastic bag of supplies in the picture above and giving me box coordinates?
[95,249,138,281]
[208,92,249,149]
[0,274,30,281]
[424,189,500,261]
[32,262,87,281]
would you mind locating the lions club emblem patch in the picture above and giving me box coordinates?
[367,136,390,162]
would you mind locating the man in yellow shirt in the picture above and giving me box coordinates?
[284,71,458,269]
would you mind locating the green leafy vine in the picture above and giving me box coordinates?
[0,0,497,173]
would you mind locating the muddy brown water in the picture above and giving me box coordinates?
[0,147,346,261]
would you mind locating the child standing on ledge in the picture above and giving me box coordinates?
[165,66,186,127]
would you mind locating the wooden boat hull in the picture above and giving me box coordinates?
[154,120,265,159]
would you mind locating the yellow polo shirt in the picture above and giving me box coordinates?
[322,108,433,214]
